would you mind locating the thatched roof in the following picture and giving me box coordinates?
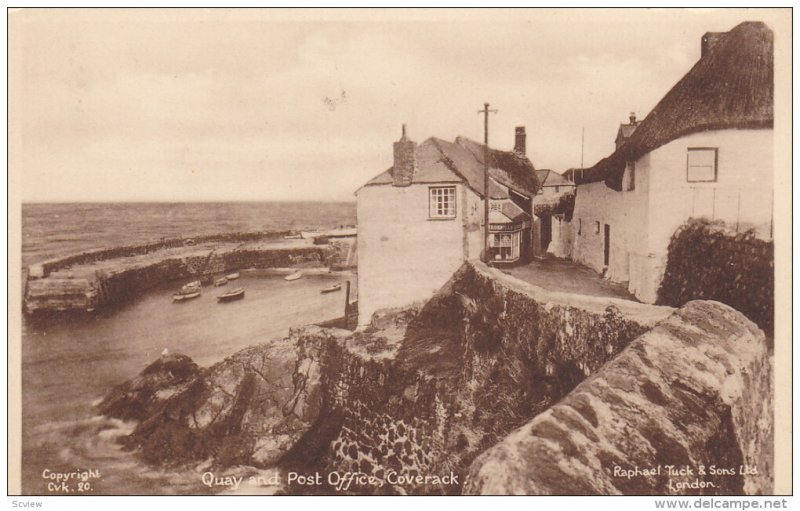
[585,21,774,191]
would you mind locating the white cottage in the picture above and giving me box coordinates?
[356,126,539,324]
[556,21,774,303]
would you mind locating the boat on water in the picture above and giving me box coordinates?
[214,277,228,287]
[285,271,303,281]
[320,283,342,294]
[173,290,201,302]
[226,272,240,280]
[181,280,201,292]
[217,287,245,302]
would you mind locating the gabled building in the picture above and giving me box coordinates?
[614,113,641,150]
[356,126,539,324]
[536,169,576,198]
[556,21,774,303]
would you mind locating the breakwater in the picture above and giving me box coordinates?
[24,232,352,314]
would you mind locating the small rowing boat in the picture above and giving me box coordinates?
[284,271,303,281]
[226,272,240,280]
[173,290,201,302]
[217,287,245,302]
[214,277,228,287]
[181,280,201,292]
[320,283,342,294]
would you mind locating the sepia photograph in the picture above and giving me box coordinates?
[6,6,792,502]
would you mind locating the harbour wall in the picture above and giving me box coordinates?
[23,233,341,314]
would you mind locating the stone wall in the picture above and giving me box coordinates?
[30,231,292,278]
[292,262,673,494]
[464,300,773,495]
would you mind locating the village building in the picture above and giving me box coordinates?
[533,169,576,255]
[356,126,539,324]
[614,113,641,150]
[536,169,577,198]
[553,21,774,304]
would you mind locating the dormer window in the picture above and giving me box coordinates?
[687,148,718,182]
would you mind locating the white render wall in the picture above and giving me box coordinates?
[356,183,482,325]
[561,128,772,304]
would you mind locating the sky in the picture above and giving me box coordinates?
[11,8,788,203]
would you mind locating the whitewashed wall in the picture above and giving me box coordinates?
[559,128,773,303]
[356,183,481,325]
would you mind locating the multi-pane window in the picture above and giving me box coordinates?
[490,201,502,212]
[429,186,456,219]
[687,148,718,182]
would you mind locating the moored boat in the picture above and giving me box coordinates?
[214,277,228,287]
[285,271,303,281]
[173,290,201,302]
[217,287,245,302]
[181,280,201,292]
[226,272,240,280]
[320,283,342,294]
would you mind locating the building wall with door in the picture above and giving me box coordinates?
[558,128,772,304]
[569,173,649,291]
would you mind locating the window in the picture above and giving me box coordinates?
[626,161,636,191]
[429,186,456,219]
[490,201,502,212]
[578,218,582,235]
[687,148,718,182]
[595,221,600,234]
[555,186,560,193]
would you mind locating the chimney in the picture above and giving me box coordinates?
[392,124,416,187]
[514,126,526,155]
[701,32,726,58]
[629,112,637,125]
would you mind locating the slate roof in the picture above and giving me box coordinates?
[536,169,575,188]
[362,136,539,198]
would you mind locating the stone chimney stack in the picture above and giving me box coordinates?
[514,126,526,155]
[701,32,725,58]
[629,112,637,124]
[392,124,416,187]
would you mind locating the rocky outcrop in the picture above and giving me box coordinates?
[463,300,773,495]
[99,354,201,422]
[24,236,335,314]
[107,327,349,468]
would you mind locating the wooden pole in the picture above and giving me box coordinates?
[478,102,497,263]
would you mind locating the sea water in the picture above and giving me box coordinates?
[20,202,356,495]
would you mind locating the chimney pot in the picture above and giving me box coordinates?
[514,126,527,156]
[629,112,636,124]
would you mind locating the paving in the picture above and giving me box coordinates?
[501,256,638,302]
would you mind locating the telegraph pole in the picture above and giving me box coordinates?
[478,102,497,263]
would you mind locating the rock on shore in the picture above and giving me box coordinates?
[101,327,349,468]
